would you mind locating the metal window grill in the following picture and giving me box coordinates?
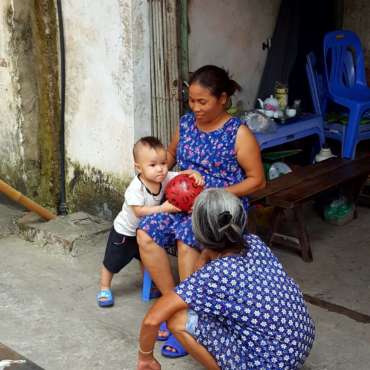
[148,0,181,147]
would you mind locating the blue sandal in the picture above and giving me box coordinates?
[157,322,170,341]
[96,289,114,307]
[161,335,188,358]
[150,286,161,299]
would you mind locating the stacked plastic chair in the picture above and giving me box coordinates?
[306,51,370,158]
[320,30,370,159]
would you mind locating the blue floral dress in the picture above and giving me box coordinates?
[139,113,248,250]
[175,234,315,369]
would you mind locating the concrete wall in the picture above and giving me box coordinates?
[0,2,22,183]
[63,0,151,218]
[188,0,281,109]
[0,1,40,194]
[0,0,151,218]
[343,0,370,66]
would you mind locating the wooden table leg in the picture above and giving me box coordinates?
[293,204,313,262]
[268,207,283,246]
[338,175,368,219]
[348,175,368,219]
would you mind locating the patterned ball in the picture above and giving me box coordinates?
[165,174,204,212]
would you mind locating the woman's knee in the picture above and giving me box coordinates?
[177,241,188,254]
[136,229,153,251]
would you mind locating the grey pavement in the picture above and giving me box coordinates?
[0,201,370,369]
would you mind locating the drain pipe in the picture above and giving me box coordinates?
[56,0,67,215]
[0,179,57,221]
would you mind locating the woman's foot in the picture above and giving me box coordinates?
[157,322,170,341]
[161,335,188,358]
[96,289,114,307]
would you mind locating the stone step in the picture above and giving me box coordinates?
[17,211,111,256]
[0,343,44,370]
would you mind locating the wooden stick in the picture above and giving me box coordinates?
[0,179,57,221]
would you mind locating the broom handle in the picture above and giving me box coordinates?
[0,179,56,221]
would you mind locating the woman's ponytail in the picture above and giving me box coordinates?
[189,65,242,98]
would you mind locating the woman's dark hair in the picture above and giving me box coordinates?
[192,188,248,252]
[188,65,241,98]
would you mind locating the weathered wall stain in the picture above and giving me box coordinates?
[1,2,39,196]
[0,58,8,67]
[1,0,60,208]
[31,0,61,208]
[1,1,151,218]
[67,162,131,220]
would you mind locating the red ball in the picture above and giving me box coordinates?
[165,174,204,212]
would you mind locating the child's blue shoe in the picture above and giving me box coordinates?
[96,289,114,307]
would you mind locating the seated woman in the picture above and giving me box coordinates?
[137,189,315,370]
[137,65,266,348]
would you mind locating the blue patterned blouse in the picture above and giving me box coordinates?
[176,112,249,209]
[175,234,315,369]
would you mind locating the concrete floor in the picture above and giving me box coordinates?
[275,205,370,317]
[0,201,370,370]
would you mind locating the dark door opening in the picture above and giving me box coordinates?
[258,0,343,112]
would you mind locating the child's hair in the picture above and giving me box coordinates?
[192,188,247,252]
[189,65,241,98]
[133,136,165,161]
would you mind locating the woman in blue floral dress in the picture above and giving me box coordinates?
[137,189,315,370]
[137,65,266,349]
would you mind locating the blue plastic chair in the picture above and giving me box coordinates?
[323,30,370,159]
[306,51,354,116]
[142,269,152,302]
[306,51,370,157]
[306,52,327,116]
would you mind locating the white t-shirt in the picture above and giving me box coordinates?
[113,172,177,236]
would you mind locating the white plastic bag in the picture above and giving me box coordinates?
[242,110,277,134]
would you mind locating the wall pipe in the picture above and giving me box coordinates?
[56,0,67,215]
[0,179,57,221]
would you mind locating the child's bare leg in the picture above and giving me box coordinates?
[100,265,113,295]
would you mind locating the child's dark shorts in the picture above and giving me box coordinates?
[103,228,140,274]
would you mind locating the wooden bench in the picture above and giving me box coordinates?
[250,155,370,262]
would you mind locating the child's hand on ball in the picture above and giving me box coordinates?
[164,173,204,212]
[181,170,204,186]
[160,200,181,213]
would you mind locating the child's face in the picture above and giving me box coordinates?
[135,146,168,184]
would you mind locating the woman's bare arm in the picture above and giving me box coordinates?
[167,127,179,169]
[226,125,266,197]
[138,292,187,359]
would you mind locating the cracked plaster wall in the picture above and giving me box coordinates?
[0,2,22,176]
[63,0,151,217]
[0,0,151,218]
[0,1,40,195]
